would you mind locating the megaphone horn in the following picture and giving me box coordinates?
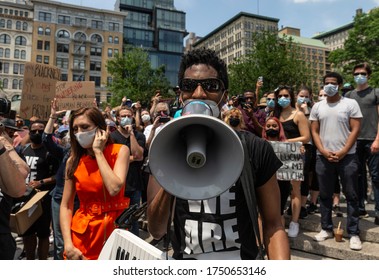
[149,115,244,200]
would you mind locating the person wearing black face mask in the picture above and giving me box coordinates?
[17,120,59,260]
[262,117,291,227]
[224,108,245,131]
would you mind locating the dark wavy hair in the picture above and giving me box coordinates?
[66,107,109,179]
[178,48,228,90]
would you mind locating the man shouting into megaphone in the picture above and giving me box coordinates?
[147,48,290,260]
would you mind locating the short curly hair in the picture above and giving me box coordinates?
[178,48,228,90]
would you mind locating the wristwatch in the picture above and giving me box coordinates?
[39,179,44,185]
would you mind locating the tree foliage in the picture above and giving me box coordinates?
[328,8,379,86]
[106,45,172,107]
[228,32,313,98]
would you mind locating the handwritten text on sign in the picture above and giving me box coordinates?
[19,62,61,120]
[55,81,95,110]
[270,141,304,181]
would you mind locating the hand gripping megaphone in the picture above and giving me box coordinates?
[148,101,244,200]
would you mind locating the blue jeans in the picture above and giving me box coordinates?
[51,198,64,260]
[356,140,379,214]
[316,154,360,236]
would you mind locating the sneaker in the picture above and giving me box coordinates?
[287,221,299,238]
[359,210,369,218]
[333,205,343,217]
[307,203,318,214]
[314,229,333,242]
[300,207,308,219]
[374,215,379,225]
[349,235,362,251]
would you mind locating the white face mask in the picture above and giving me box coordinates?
[141,114,151,123]
[75,127,97,149]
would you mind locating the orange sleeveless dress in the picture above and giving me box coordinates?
[70,144,129,260]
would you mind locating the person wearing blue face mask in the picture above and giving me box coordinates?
[260,91,275,121]
[345,62,379,225]
[310,72,363,250]
[295,86,312,117]
[274,85,311,238]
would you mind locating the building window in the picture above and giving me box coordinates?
[19,79,23,90]
[21,50,26,59]
[12,79,18,89]
[57,43,69,53]
[44,56,49,64]
[107,76,112,85]
[75,18,87,27]
[91,34,102,43]
[107,48,113,58]
[0,48,3,57]
[74,32,87,42]
[91,20,103,30]
[36,55,42,63]
[13,64,19,74]
[44,41,50,51]
[73,75,85,81]
[2,78,8,88]
[108,36,113,43]
[58,15,70,25]
[6,20,11,29]
[74,45,86,55]
[0,34,11,44]
[37,40,43,50]
[90,47,102,56]
[4,48,10,58]
[39,12,52,22]
[90,76,101,87]
[108,22,119,31]
[73,59,86,70]
[15,36,26,46]
[19,64,24,75]
[61,74,68,81]
[16,21,21,30]
[22,22,27,31]
[1,63,9,74]
[14,49,20,59]
[0,19,5,28]
[56,57,69,69]
[114,36,119,44]
[90,61,101,71]
[114,49,119,56]
[38,26,44,35]
[45,28,51,36]
[57,30,70,39]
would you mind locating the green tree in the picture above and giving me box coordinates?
[106,45,171,107]
[228,32,313,98]
[328,8,379,86]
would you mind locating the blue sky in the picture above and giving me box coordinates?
[58,0,379,38]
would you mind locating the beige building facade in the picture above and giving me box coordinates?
[31,0,125,104]
[0,0,33,100]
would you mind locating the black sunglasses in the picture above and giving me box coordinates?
[180,78,224,93]
[30,129,44,134]
[353,72,367,76]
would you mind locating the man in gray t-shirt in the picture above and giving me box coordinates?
[344,62,379,225]
[310,72,363,251]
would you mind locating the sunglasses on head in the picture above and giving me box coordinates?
[180,78,224,93]
[30,129,44,134]
[353,72,367,76]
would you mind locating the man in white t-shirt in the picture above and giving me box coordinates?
[310,72,363,251]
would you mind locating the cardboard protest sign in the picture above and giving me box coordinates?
[19,62,61,120]
[270,141,304,181]
[55,81,96,111]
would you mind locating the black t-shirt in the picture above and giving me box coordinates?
[22,145,59,192]
[172,130,282,259]
[110,129,146,193]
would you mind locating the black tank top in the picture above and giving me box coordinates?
[281,118,301,139]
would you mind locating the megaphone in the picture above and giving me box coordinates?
[149,114,244,200]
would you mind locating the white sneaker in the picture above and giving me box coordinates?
[314,229,333,242]
[350,235,362,251]
[288,221,299,238]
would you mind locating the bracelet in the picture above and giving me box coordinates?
[0,146,6,156]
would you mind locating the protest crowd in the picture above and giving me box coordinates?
[0,48,378,260]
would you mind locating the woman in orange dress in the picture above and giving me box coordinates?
[60,107,130,260]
